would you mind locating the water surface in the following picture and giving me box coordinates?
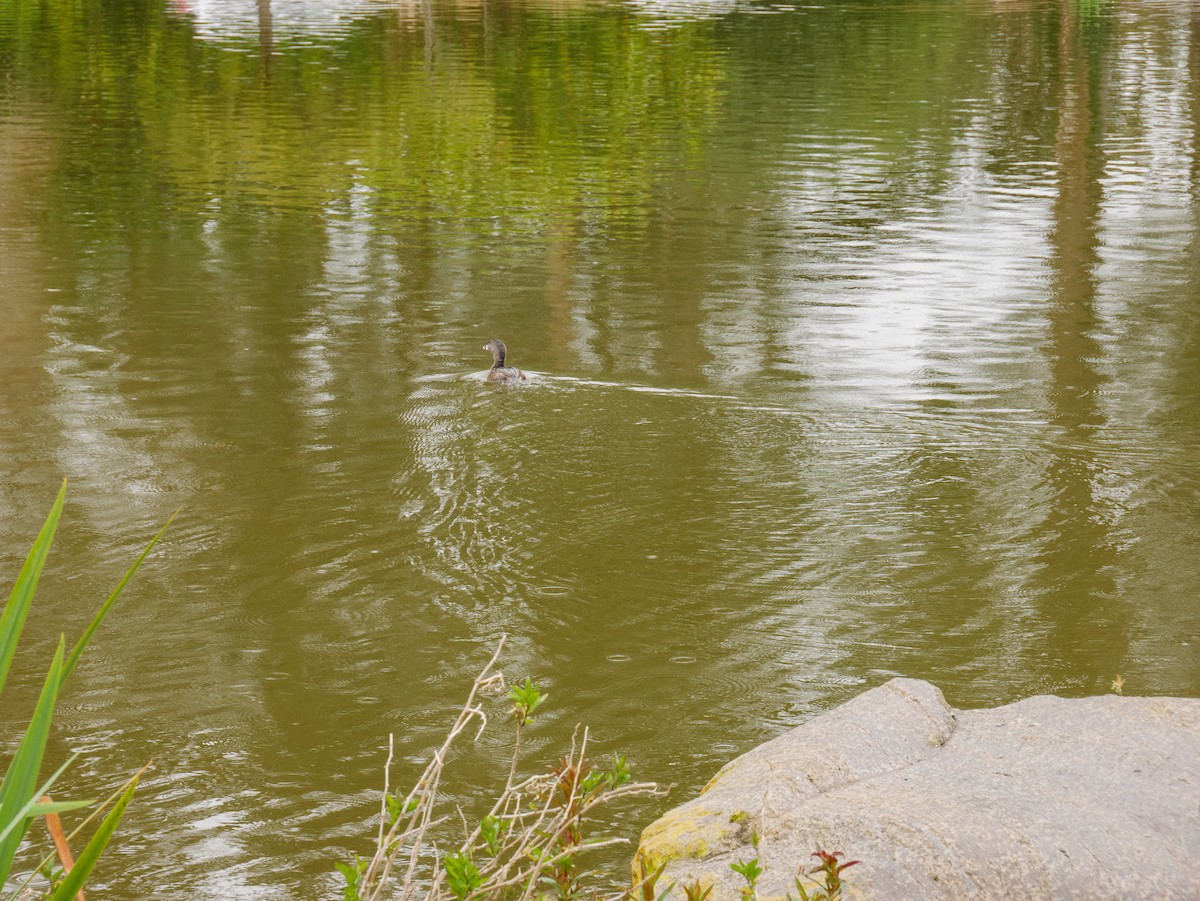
[1,0,1199,896]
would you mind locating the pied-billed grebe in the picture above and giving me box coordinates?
[483,338,527,383]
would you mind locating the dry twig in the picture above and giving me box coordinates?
[350,635,667,901]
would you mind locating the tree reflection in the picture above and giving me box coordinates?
[1029,0,1125,688]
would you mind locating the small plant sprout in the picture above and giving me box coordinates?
[1111,674,1125,695]
[480,814,502,857]
[335,853,368,901]
[730,857,763,886]
[583,753,631,792]
[509,677,546,726]
[444,851,483,901]
[788,850,860,901]
[730,855,763,901]
[682,879,714,901]
[628,861,669,901]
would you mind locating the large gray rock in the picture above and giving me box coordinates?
[633,679,1200,900]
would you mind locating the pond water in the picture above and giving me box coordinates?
[1,0,1198,896]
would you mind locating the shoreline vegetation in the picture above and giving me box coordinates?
[2,485,170,900]
[336,637,857,901]
[336,635,668,901]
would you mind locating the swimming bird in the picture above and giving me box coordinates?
[483,338,527,383]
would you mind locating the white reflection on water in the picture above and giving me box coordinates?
[169,0,394,42]
[628,0,796,29]
[168,0,791,43]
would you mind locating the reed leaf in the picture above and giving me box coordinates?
[0,482,65,699]
[0,637,65,880]
[46,775,139,901]
[63,510,176,685]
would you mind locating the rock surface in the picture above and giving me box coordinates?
[633,678,1200,900]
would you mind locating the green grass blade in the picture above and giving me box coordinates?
[0,637,65,880]
[0,482,66,700]
[62,510,176,685]
[47,775,138,901]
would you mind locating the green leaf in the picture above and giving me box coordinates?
[607,753,631,788]
[0,481,65,700]
[445,850,483,901]
[385,792,418,825]
[29,798,94,817]
[0,637,66,880]
[47,774,139,901]
[62,511,175,685]
[335,854,366,901]
[730,858,763,888]
[481,814,501,856]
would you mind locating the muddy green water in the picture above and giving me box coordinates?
[1,0,1198,896]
